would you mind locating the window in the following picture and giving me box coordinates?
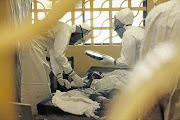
[32,0,147,46]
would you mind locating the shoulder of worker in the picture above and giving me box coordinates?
[125,26,144,35]
[51,21,71,33]
[126,26,144,32]
[50,21,81,34]
[124,26,144,41]
[122,29,134,40]
[147,1,176,20]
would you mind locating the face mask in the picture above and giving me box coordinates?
[113,16,125,31]
[69,25,90,45]
[113,16,126,38]
[69,33,83,45]
[113,16,132,38]
[115,27,126,38]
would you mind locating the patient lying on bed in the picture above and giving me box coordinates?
[52,69,133,119]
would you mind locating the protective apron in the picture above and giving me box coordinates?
[19,22,72,114]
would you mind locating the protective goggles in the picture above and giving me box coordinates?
[69,25,90,45]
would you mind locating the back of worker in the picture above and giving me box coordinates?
[139,0,180,120]
[127,26,144,62]
[140,0,180,60]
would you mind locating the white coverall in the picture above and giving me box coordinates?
[90,8,144,94]
[19,22,76,114]
[84,28,144,97]
[83,25,145,95]
[139,0,180,119]
[115,26,144,68]
[87,8,145,95]
[100,8,144,68]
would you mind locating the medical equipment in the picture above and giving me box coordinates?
[85,50,104,60]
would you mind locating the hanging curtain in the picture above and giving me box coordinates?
[8,0,32,102]
[9,0,32,28]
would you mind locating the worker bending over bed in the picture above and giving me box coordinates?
[19,21,91,115]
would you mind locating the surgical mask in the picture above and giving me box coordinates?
[113,16,126,38]
[113,15,132,38]
[115,27,126,38]
[113,16,125,31]
[69,25,90,45]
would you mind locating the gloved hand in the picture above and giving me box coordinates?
[57,73,71,89]
[69,71,84,87]
[100,55,115,65]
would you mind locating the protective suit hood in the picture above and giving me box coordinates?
[113,8,134,38]
[115,8,134,25]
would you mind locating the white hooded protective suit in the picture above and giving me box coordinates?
[115,8,144,68]
[93,8,144,99]
[101,8,144,68]
[140,0,180,60]
[139,0,180,120]
[19,22,90,114]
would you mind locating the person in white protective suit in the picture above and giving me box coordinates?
[81,8,145,96]
[139,0,180,119]
[99,8,144,68]
[19,21,91,115]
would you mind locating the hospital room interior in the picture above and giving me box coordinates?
[1,0,180,120]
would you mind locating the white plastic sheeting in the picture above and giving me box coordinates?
[139,0,180,119]
[52,90,100,119]
[9,0,32,27]
[81,69,133,96]
[9,0,32,102]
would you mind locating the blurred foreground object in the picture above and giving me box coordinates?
[0,0,81,119]
[0,0,17,120]
[108,0,180,119]
[108,41,180,120]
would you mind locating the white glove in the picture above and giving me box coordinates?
[57,73,71,89]
[69,71,84,87]
[100,55,115,65]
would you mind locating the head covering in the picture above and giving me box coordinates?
[113,8,134,38]
[115,8,134,25]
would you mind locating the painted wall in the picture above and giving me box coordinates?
[66,45,121,76]
[147,0,168,13]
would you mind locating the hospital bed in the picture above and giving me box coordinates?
[37,66,124,120]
